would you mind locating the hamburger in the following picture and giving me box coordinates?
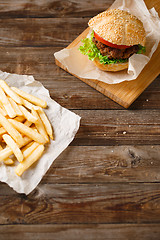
[79,9,146,72]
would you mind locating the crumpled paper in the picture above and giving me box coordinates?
[54,0,160,84]
[0,70,81,195]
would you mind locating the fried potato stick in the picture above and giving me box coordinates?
[0,136,31,162]
[0,144,14,165]
[2,134,23,162]
[11,87,47,108]
[37,108,53,140]
[15,144,44,176]
[9,119,46,144]
[0,87,16,118]
[0,113,23,143]
[0,80,22,104]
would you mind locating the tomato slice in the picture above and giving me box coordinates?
[94,32,131,49]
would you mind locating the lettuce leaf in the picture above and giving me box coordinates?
[136,44,146,54]
[78,31,99,61]
[79,31,145,65]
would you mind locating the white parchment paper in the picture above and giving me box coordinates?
[0,70,81,195]
[54,0,160,84]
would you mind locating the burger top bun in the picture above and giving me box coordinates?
[88,9,146,46]
[93,58,128,72]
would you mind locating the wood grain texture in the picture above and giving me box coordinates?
[0,0,160,238]
[42,145,160,184]
[0,183,160,224]
[0,0,157,19]
[0,18,89,47]
[0,224,160,240]
[72,110,160,146]
[0,47,159,110]
[0,0,114,18]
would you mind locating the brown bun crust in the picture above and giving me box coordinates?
[93,58,128,72]
[88,9,146,46]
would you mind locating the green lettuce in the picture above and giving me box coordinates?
[79,31,146,65]
[136,44,146,54]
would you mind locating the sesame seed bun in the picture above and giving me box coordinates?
[88,9,146,46]
[93,58,128,72]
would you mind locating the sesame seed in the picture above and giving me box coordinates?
[88,8,145,46]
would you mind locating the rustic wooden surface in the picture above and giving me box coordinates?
[0,0,160,239]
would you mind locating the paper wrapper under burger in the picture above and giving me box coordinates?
[54,0,160,84]
[0,70,81,195]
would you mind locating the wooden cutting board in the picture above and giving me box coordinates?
[55,0,160,108]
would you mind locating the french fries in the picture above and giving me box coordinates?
[9,119,46,144]
[0,106,7,116]
[2,134,23,162]
[22,141,39,158]
[0,144,14,165]
[20,97,37,110]
[0,79,54,177]
[8,97,23,116]
[18,105,37,123]
[37,107,53,140]
[11,87,47,108]
[15,145,44,176]
[0,86,16,118]
[0,113,23,143]
[31,108,49,142]
[0,80,22,104]
[0,136,31,162]
[0,127,6,135]
[0,102,7,116]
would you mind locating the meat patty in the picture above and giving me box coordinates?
[92,37,139,59]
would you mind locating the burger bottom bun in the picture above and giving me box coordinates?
[93,58,128,72]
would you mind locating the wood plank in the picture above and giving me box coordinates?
[0,144,160,185]
[0,0,114,18]
[0,0,159,237]
[0,224,160,240]
[0,0,157,19]
[0,183,160,224]
[72,110,160,146]
[49,75,160,110]
[0,18,89,47]
[42,145,160,184]
[0,47,159,110]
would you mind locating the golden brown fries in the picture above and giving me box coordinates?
[0,80,22,104]
[20,97,37,110]
[0,79,54,177]
[22,141,39,158]
[24,120,32,127]
[0,136,31,162]
[0,113,23,143]
[0,86,16,118]
[2,134,23,162]
[14,116,25,122]
[37,107,53,140]
[31,108,49,142]
[0,127,6,135]
[15,144,44,176]
[18,105,37,123]
[9,119,46,144]
[11,87,47,108]
[8,97,23,116]
[0,144,14,165]
[0,102,7,116]
[0,106,7,116]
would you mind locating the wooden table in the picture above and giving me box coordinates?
[0,1,160,239]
